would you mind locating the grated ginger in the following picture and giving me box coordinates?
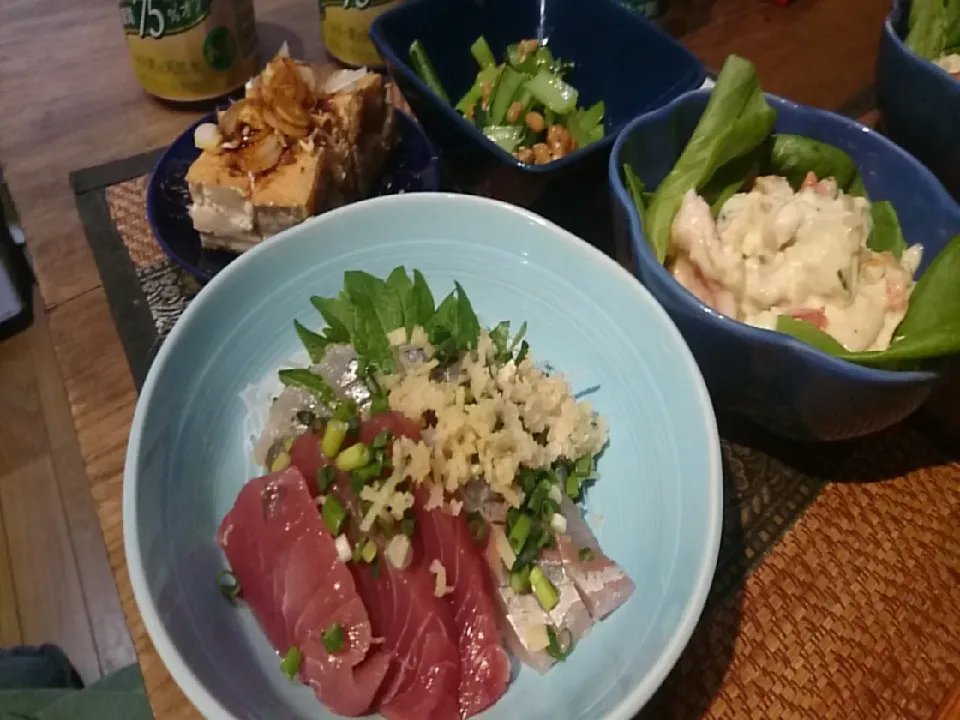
[380,329,608,509]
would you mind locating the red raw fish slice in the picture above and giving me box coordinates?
[217,468,316,650]
[415,492,510,717]
[348,412,462,720]
[354,560,460,720]
[217,467,385,716]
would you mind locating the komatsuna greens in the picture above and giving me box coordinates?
[904,0,960,61]
[622,53,960,369]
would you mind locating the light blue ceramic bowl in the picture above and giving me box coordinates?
[124,193,722,719]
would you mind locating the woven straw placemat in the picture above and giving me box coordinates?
[69,104,960,719]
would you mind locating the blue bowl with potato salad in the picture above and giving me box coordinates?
[610,55,960,441]
[123,193,722,719]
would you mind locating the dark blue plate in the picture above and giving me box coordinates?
[146,110,440,282]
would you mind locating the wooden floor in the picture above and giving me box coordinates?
[0,290,135,685]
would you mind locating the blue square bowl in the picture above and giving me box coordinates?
[877,0,960,200]
[609,89,960,441]
[369,0,705,209]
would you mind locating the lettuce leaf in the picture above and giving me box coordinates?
[642,55,776,263]
[905,0,948,60]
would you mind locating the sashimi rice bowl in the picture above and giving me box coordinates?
[123,193,722,720]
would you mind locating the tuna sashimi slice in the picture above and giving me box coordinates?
[353,559,461,720]
[217,467,386,716]
[415,492,510,718]
[558,498,635,619]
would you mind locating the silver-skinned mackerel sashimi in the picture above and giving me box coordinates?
[216,467,389,716]
[558,498,635,619]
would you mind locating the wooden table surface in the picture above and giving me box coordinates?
[0,0,956,717]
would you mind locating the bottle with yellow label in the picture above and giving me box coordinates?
[320,0,403,69]
[120,0,260,103]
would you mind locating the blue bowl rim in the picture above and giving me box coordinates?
[145,109,441,282]
[368,0,707,175]
[124,192,724,720]
[609,86,946,386]
[883,0,960,88]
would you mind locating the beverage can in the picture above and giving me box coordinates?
[320,0,404,69]
[120,0,260,102]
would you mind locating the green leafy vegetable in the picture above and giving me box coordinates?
[905,0,948,60]
[700,143,768,214]
[622,164,648,219]
[775,316,847,355]
[471,35,496,69]
[279,369,340,406]
[868,201,908,258]
[766,134,863,194]
[310,295,353,342]
[525,70,578,114]
[643,54,776,262]
[294,320,329,363]
[409,39,450,102]
[428,282,482,361]
[885,232,960,354]
[410,270,436,328]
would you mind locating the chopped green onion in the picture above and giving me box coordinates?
[470,35,496,69]
[401,515,417,537]
[467,511,487,544]
[360,537,378,563]
[336,443,371,472]
[574,454,593,476]
[371,430,392,450]
[527,480,551,514]
[270,451,291,473]
[509,566,531,594]
[322,623,345,654]
[316,465,336,494]
[296,410,316,427]
[578,547,595,562]
[508,513,532,553]
[322,494,347,535]
[349,473,365,495]
[377,513,396,533]
[334,402,356,424]
[409,39,450,103]
[530,566,559,611]
[370,556,381,579]
[524,70,578,114]
[280,646,302,680]
[370,392,391,415]
[322,419,348,459]
[216,569,241,600]
[546,626,574,661]
[565,474,581,500]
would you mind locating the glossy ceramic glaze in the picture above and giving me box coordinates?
[878,0,960,200]
[124,193,722,720]
[146,110,440,282]
[368,0,704,210]
[610,89,960,441]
